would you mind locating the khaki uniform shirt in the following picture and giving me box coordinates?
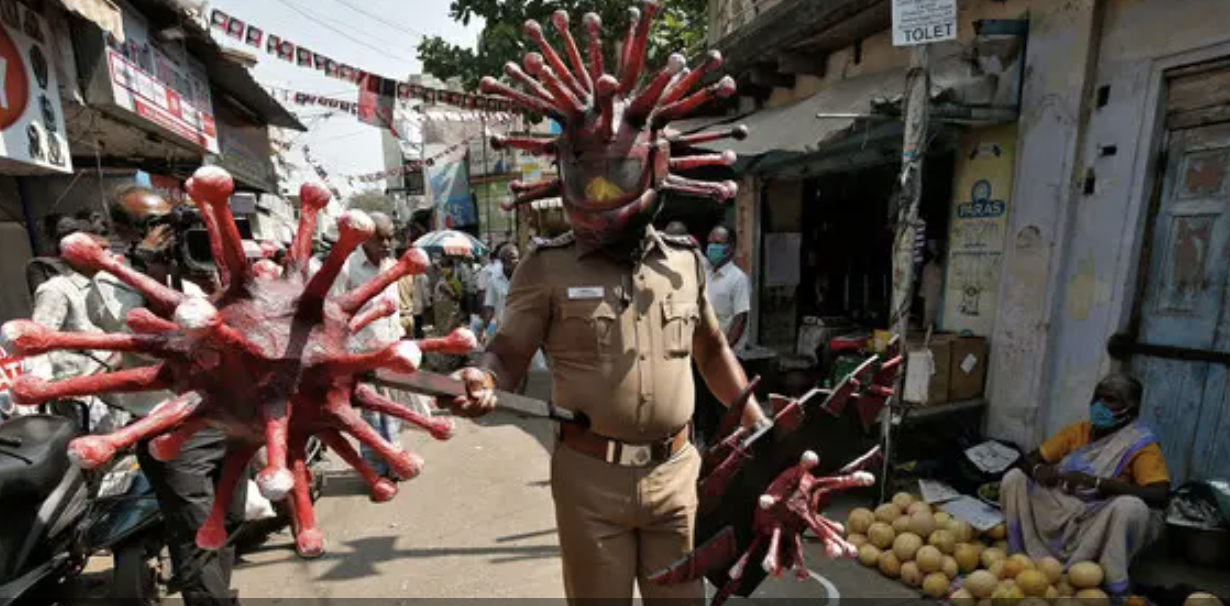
[495,229,721,442]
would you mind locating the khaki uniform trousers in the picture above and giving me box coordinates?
[551,439,705,605]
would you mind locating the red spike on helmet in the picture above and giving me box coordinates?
[479,0,749,247]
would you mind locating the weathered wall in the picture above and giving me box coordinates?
[985,0,1105,449]
[1035,0,1230,438]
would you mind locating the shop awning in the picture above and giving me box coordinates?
[686,69,910,157]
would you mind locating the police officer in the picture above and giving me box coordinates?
[448,209,766,602]
[92,185,246,605]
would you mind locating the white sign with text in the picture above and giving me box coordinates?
[892,0,958,46]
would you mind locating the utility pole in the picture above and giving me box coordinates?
[480,112,492,247]
[882,43,931,502]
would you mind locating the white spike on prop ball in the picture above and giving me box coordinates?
[174,297,220,334]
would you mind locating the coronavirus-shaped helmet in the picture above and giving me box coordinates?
[480,1,748,246]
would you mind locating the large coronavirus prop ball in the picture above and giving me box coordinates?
[479,1,748,245]
[1,168,475,557]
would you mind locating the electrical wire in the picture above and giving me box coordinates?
[329,0,427,39]
[307,129,372,144]
[269,0,417,65]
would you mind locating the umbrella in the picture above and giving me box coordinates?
[413,230,489,258]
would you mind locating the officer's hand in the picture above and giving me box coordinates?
[741,395,769,429]
[448,367,497,418]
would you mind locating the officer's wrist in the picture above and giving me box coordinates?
[476,367,498,390]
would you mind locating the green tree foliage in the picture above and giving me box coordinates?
[418,0,709,93]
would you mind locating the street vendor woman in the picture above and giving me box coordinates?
[1001,373,1169,595]
[446,227,766,601]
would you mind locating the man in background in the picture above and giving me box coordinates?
[693,226,752,446]
[705,226,751,351]
[332,212,430,478]
[480,244,519,346]
[475,243,504,311]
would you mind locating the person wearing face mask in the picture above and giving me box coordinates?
[704,226,750,352]
[1001,373,1170,596]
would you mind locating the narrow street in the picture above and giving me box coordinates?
[227,374,922,602]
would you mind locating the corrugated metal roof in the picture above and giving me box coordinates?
[691,68,908,157]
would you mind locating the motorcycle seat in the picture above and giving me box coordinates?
[0,415,77,502]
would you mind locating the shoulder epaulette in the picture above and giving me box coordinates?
[659,233,700,249]
[530,231,575,253]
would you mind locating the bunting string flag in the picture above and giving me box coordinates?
[210,9,514,114]
[350,138,473,183]
[270,87,518,124]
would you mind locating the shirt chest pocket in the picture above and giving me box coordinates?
[661,301,699,358]
[554,299,619,358]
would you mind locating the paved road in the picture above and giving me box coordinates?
[227,373,921,602]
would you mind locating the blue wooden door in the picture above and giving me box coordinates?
[1136,116,1230,483]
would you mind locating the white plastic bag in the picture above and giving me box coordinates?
[244,480,277,521]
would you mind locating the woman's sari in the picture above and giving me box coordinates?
[1001,422,1164,594]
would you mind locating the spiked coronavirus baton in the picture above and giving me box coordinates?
[1,168,476,558]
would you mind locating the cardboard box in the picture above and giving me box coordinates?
[948,336,989,401]
[903,335,954,405]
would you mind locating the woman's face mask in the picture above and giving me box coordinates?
[1090,398,1132,429]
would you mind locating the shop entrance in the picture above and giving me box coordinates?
[796,155,954,338]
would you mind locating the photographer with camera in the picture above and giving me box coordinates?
[88,184,246,606]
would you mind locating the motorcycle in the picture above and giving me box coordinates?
[82,453,170,604]
[0,412,91,605]
[0,399,166,605]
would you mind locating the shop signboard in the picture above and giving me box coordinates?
[84,0,218,153]
[0,0,72,173]
[428,151,475,229]
[892,0,957,46]
[214,100,277,192]
[942,124,1016,336]
[0,342,25,396]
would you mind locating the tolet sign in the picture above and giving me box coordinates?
[892,0,958,47]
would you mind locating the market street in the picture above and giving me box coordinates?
[228,374,921,602]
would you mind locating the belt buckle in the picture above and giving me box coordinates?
[618,443,653,467]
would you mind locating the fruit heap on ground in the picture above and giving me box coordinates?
[848,492,1123,605]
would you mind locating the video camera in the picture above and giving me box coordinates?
[138,205,255,276]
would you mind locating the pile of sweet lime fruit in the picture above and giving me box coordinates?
[847,492,1140,606]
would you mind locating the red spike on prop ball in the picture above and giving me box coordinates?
[289,182,332,272]
[0,165,444,556]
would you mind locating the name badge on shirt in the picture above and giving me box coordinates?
[567,286,605,300]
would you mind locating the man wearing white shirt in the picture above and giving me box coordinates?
[480,244,519,341]
[332,213,429,478]
[475,245,503,306]
[705,226,751,351]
